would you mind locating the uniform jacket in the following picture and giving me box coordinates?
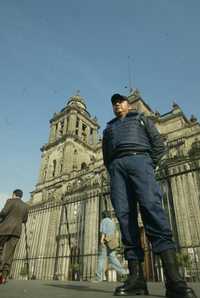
[0,198,29,237]
[102,111,166,168]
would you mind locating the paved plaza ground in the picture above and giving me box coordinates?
[0,280,199,298]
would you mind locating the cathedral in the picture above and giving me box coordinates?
[10,90,200,282]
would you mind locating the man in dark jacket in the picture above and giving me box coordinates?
[0,189,28,284]
[102,93,196,297]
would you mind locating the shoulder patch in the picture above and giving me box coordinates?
[135,112,146,126]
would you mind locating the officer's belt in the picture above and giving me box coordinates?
[112,150,147,159]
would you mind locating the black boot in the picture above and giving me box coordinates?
[160,249,197,298]
[114,260,149,296]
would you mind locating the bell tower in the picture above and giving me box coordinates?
[32,92,100,204]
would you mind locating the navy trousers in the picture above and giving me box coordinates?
[108,154,175,261]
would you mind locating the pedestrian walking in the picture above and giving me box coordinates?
[92,210,126,282]
[0,189,29,284]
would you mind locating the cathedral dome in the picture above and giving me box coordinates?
[66,91,87,110]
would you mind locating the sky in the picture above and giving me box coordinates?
[0,0,200,207]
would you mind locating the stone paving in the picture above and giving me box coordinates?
[0,280,199,298]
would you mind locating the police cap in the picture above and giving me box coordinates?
[111,93,128,104]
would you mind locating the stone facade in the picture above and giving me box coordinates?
[11,90,200,282]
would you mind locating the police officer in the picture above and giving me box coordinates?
[102,93,196,297]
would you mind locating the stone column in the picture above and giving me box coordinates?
[49,123,56,143]
[68,113,77,133]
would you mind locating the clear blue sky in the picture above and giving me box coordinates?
[0,0,200,206]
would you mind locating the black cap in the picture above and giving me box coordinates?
[13,189,23,198]
[111,93,128,104]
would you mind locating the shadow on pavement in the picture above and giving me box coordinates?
[44,283,164,297]
[146,292,165,297]
[44,283,113,294]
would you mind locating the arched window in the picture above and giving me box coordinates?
[52,160,57,177]
[60,162,63,174]
[81,162,87,170]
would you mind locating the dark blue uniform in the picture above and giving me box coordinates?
[102,111,175,261]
